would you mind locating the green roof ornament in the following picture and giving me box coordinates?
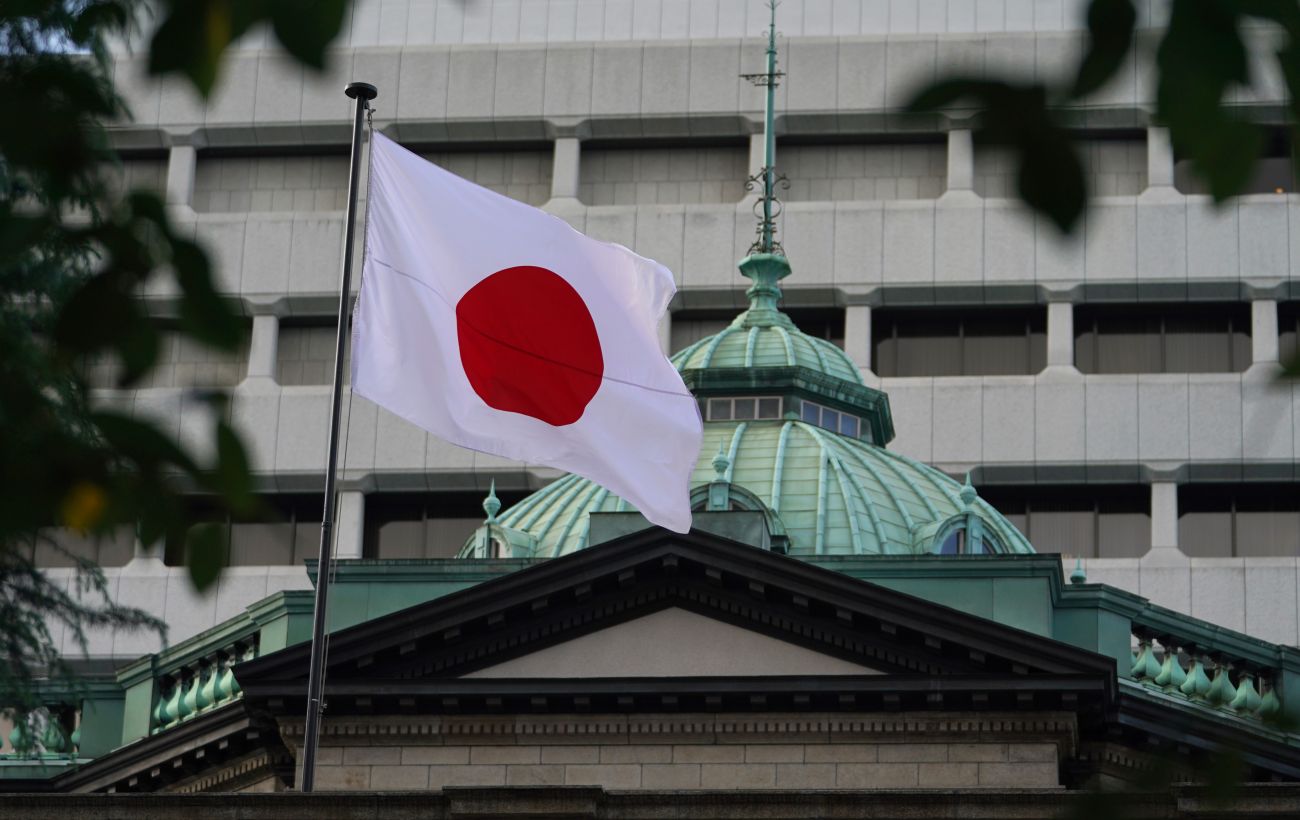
[959,474,978,508]
[482,480,501,523]
[712,444,730,481]
[708,444,732,511]
[1070,557,1087,585]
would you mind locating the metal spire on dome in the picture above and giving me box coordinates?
[743,0,786,256]
[738,0,793,321]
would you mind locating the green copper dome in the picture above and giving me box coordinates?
[671,257,860,383]
[459,251,1035,561]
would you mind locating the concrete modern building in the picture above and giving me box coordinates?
[13,0,1300,758]
[12,5,1300,803]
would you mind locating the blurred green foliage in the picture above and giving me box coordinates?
[0,0,349,711]
[907,0,1300,232]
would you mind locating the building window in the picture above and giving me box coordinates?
[422,147,554,207]
[976,132,1147,198]
[976,485,1151,558]
[784,307,845,349]
[193,154,350,213]
[163,495,322,567]
[799,400,861,438]
[83,327,250,389]
[1176,127,1295,195]
[1278,302,1300,366]
[1074,303,1250,374]
[705,397,783,421]
[1179,484,1300,557]
[365,491,528,560]
[579,143,748,205]
[670,306,845,355]
[276,322,348,386]
[779,138,945,201]
[25,527,134,568]
[872,307,1046,377]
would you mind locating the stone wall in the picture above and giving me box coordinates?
[284,712,1071,793]
[312,738,1059,791]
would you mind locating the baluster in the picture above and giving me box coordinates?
[8,714,30,757]
[1260,679,1282,719]
[173,671,192,722]
[40,711,66,757]
[182,666,202,719]
[151,685,167,731]
[216,648,236,704]
[1207,660,1238,707]
[197,660,218,712]
[1154,643,1187,690]
[1132,636,1162,681]
[1230,670,1262,713]
[163,675,184,727]
[1180,654,1213,700]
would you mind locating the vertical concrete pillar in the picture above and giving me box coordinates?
[658,310,672,355]
[1150,481,1179,551]
[334,490,365,560]
[1147,127,1175,189]
[946,129,974,192]
[844,304,872,373]
[165,144,197,207]
[1045,302,1075,368]
[1252,299,1280,366]
[550,137,581,201]
[246,314,279,383]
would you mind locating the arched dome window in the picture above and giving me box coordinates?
[932,517,1009,555]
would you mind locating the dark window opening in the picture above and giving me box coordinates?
[1279,302,1300,366]
[1179,484,1300,557]
[670,305,845,355]
[872,307,1046,377]
[163,495,322,567]
[1176,127,1296,195]
[977,484,1151,558]
[364,490,530,559]
[1074,303,1250,374]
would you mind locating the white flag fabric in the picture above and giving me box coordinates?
[351,133,703,533]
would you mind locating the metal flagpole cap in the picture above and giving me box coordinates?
[345,81,378,101]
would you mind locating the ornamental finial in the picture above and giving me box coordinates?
[482,479,501,522]
[712,443,731,481]
[959,473,977,507]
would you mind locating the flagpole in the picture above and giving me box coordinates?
[300,80,377,793]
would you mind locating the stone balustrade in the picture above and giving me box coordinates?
[1128,631,1283,721]
[150,636,258,733]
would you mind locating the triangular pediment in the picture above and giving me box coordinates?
[237,527,1118,714]
[463,607,884,678]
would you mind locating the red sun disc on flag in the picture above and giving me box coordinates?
[456,265,604,426]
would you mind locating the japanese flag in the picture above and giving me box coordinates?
[351,133,703,533]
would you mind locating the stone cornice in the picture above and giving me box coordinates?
[276,709,1080,756]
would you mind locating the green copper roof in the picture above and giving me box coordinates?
[671,255,860,384]
[469,419,1033,558]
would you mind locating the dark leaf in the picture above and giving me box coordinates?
[186,523,228,591]
[171,237,243,350]
[269,0,350,70]
[907,79,1087,232]
[1071,0,1137,99]
[90,412,200,474]
[1155,0,1256,200]
[147,0,258,97]
[213,421,255,513]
